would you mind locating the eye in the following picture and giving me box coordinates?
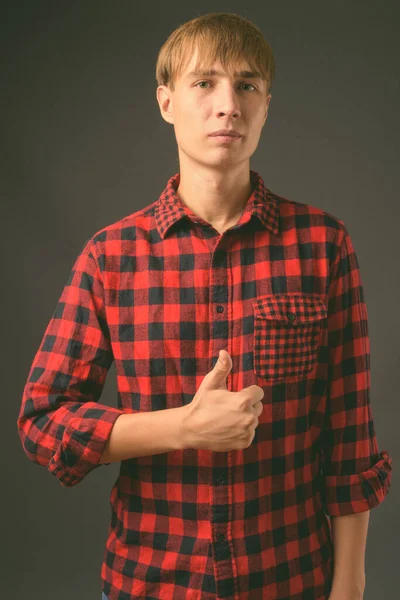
[241,83,257,92]
[195,81,212,89]
[194,81,257,91]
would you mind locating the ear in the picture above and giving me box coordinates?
[156,85,174,125]
[263,93,272,126]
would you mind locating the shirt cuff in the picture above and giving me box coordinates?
[47,403,124,487]
[322,449,392,516]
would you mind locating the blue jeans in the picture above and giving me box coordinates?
[102,593,109,600]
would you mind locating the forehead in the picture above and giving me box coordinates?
[180,45,256,80]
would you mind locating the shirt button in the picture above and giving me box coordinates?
[217,305,224,313]
[217,533,226,542]
[287,312,296,321]
[216,474,225,485]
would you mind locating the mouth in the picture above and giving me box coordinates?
[209,131,242,138]
[208,134,242,143]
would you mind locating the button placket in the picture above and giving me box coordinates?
[209,242,237,598]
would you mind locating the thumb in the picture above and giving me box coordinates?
[212,349,232,378]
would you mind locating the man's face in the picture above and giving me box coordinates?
[156,47,272,170]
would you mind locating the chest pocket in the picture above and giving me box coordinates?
[252,293,328,381]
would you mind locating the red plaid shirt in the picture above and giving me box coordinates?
[18,169,392,600]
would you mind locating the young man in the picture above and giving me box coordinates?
[17,12,392,600]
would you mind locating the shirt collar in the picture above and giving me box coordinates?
[154,169,280,239]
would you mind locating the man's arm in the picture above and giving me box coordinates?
[17,239,124,487]
[320,226,392,516]
[328,511,369,598]
[99,406,186,463]
[320,225,392,595]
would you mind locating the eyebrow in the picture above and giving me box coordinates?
[185,69,263,81]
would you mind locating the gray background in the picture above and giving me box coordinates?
[3,1,398,598]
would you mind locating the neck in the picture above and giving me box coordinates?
[176,160,253,231]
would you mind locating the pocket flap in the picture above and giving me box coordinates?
[253,293,327,324]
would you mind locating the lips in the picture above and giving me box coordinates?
[209,130,242,137]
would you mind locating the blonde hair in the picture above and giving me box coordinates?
[155,12,276,95]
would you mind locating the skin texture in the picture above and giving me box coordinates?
[327,511,369,598]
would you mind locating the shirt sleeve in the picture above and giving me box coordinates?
[320,225,392,516]
[17,238,124,487]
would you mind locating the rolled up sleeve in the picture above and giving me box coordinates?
[17,238,124,487]
[320,225,392,516]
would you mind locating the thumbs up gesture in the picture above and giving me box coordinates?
[180,350,264,452]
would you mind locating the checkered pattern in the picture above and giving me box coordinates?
[17,169,392,599]
[253,293,328,379]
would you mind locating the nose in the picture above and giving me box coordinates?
[214,83,242,119]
